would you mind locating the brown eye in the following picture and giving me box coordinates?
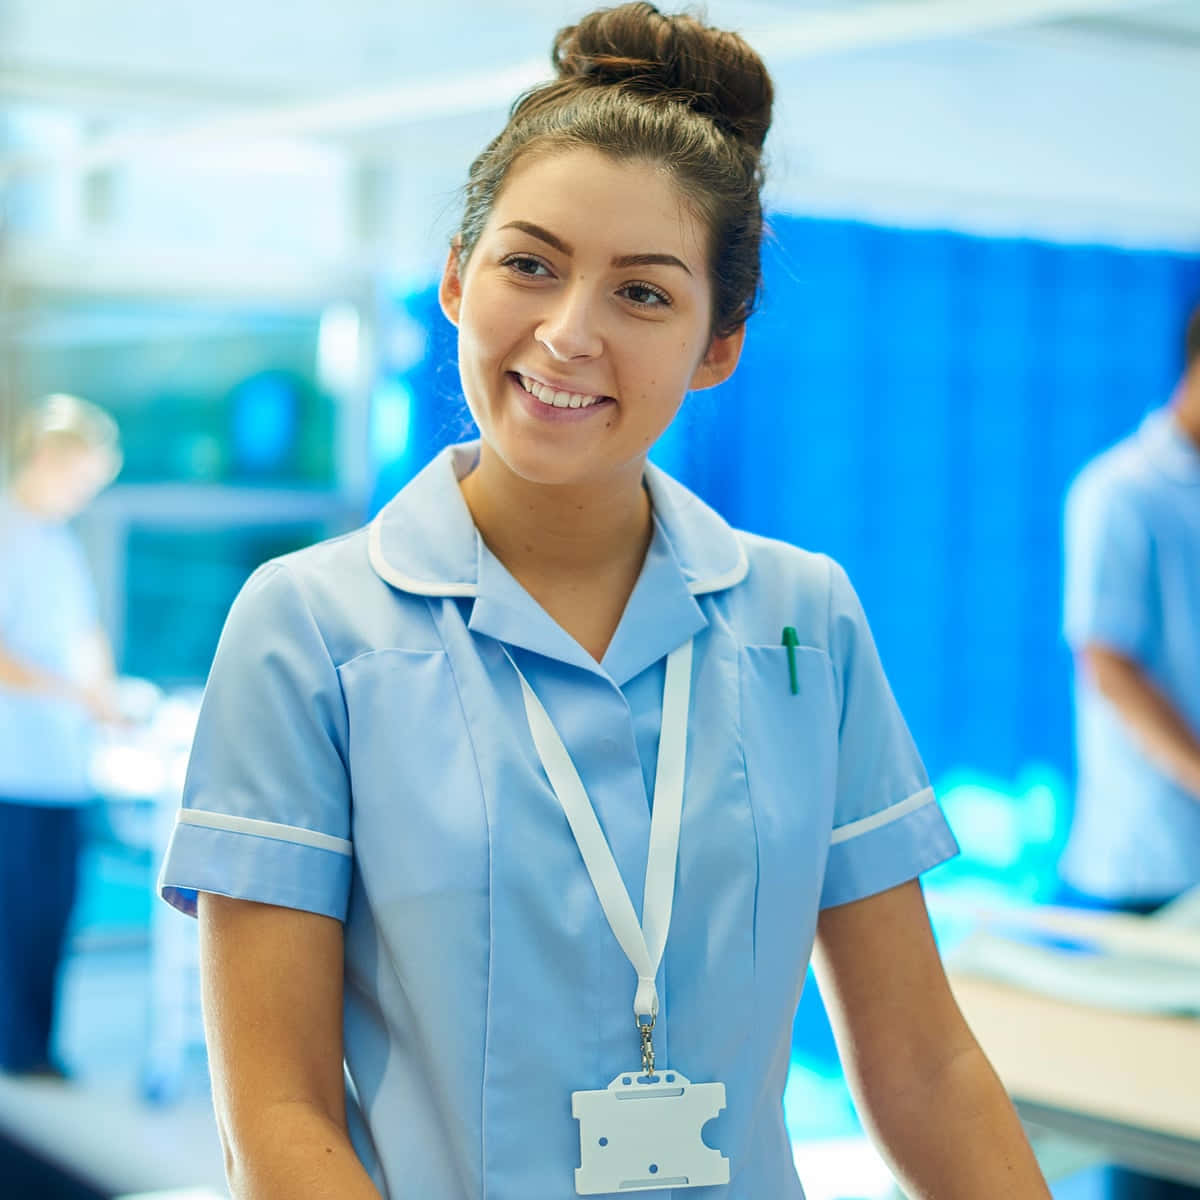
[503,254,552,278]
[619,281,671,308]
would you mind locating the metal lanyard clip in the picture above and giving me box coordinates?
[637,1011,656,1076]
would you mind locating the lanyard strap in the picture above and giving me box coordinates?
[511,639,693,1023]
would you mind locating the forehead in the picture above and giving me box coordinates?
[484,146,708,267]
[37,436,116,480]
[38,434,102,461]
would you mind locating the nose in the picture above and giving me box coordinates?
[535,283,603,362]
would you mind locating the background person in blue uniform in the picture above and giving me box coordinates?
[1061,309,1200,1200]
[0,393,123,1077]
[1062,306,1200,913]
[160,5,1050,1197]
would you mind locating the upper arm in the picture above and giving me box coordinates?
[199,893,348,1140]
[1078,641,1146,693]
[813,879,974,1098]
[1063,472,1153,659]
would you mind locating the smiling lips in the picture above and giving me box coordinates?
[517,373,611,410]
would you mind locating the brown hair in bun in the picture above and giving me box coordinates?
[456,3,774,337]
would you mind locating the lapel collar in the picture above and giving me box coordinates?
[600,465,748,686]
[366,442,749,677]
[599,515,707,686]
[468,543,603,675]
[367,443,481,596]
[366,442,603,671]
[641,460,748,596]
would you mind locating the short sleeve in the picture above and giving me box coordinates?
[819,561,958,909]
[1063,472,1153,658]
[158,562,353,920]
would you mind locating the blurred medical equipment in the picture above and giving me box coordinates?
[940,891,1200,1188]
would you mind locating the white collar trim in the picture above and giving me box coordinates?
[684,540,748,595]
[366,442,748,598]
[367,515,480,596]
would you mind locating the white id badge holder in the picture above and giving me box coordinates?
[573,1070,730,1194]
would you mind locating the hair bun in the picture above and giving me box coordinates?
[552,2,772,151]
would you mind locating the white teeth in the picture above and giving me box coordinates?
[520,375,603,410]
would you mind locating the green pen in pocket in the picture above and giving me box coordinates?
[781,626,799,695]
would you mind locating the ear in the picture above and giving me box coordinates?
[438,241,464,327]
[688,324,746,391]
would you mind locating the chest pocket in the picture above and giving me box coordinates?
[738,645,838,997]
[338,647,489,908]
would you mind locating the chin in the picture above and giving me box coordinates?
[503,449,593,489]
[485,434,612,491]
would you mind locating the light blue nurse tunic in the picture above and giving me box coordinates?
[1062,407,1200,902]
[160,442,958,1199]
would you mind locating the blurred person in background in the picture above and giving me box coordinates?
[1062,307,1200,1200]
[1062,305,1200,914]
[0,393,123,1078]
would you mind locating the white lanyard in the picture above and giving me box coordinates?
[510,639,693,1061]
[511,639,733,1195]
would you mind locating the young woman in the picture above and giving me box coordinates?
[161,5,1052,1197]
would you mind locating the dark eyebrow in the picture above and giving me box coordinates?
[499,221,572,256]
[498,221,693,277]
[612,252,692,276]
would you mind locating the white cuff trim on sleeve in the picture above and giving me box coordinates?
[829,786,936,846]
[177,808,353,856]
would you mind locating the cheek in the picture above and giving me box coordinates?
[459,301,514,370]
[637,348,696,404]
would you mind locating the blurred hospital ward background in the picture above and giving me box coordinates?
[2,1,1199,1197]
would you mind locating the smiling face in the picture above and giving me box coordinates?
[439,146,744,491]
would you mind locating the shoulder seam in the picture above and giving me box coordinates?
[257,558,351,684]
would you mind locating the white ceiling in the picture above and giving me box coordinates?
[2,0,821,113]
[4,0,1196,123]
[2,0,1199,305]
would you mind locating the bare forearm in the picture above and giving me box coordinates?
[0,645,73,698]
[222,1101,383,1200]
[0,635,120,721]
[856,1044,1050,1199]
[1086,649,1200,799]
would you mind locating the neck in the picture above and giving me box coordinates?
[1170,374,1200,452]
[460,444,653,583]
